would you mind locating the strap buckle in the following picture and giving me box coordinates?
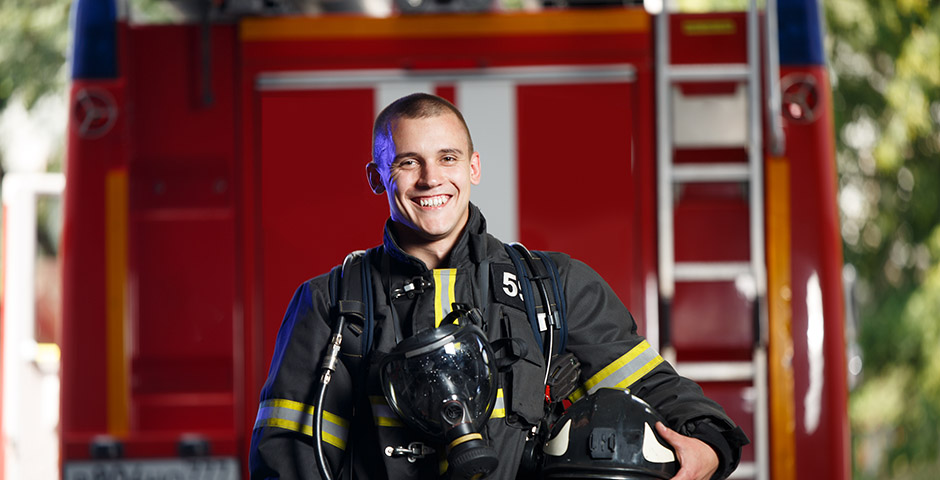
[391,277,433,300]
[384,442,436,462]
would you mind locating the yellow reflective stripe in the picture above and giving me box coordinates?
[261,398,315,415]
[568,385,587,403]
[434,268,457,327]
[254,398,349,450]
[370,395,404,427]
[322,431,347,450]
[490,388,506,419]
[322,410,349,428]
[376,417,404,427]
[581,340,664,394]
[257,417,314,436]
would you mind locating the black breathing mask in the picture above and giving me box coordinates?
[379,306,499,479]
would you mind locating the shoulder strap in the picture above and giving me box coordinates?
[330,245,566,360]
[327,249,376,357]
[533,250,567,354]
[503,243,567,359]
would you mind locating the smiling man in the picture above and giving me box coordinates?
[250,93,748,480]
[366,102,480,268]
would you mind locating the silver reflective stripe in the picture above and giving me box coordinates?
[254,398,349,449]
[370,396,404,427]
[434,268,457,327]
[490,388,506,419]
[570,341,664,402]
[586,341,663,393]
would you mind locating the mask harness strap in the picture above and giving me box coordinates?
[504,243,559,387]
[316,251,366,480]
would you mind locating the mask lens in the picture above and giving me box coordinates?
[380,323,496,437]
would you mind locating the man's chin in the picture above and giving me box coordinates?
[390,218,449,242]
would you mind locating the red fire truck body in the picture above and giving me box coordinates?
[60,2,849,479]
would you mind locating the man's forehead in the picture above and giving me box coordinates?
[389,113,471,150]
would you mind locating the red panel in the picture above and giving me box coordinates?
[516,83,638,316]
[702,382,756,467]
[671,182,752,357]
[131,217,235,396]
[128,25,237,160]
[134,393,235,431]
[783,65,850,480]
[121,22,238,449]
[258,88,387,367]
[671,282,753,357]
[61,79,127,436]
[669,13,749,65]
[436,85,456,104]
[674,184,750,263]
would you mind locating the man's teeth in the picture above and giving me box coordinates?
[419,196,448,207]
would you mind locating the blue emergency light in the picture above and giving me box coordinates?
[69,0,118,79]
[778,0,827,66]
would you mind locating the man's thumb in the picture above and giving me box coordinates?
[655,421,681,446]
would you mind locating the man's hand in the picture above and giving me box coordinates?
[655,421,719,480]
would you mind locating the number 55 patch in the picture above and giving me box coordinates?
[491,263,525,312]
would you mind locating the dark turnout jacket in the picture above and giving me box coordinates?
[250,204,748,479]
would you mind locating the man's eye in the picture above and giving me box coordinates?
[442,156,458,163]
[397,159,418,168]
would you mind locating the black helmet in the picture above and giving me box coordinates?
[379,309,499,479]
[541,388,680,480]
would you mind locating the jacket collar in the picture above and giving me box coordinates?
[383,203,488,271]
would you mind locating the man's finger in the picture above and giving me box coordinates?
[655,421,683,447]
[655,422,693,479]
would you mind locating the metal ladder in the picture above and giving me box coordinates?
[653,1,784,479]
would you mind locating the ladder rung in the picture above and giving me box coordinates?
[674,262,752,281]
[672,163,750,183]
[728,461,758,479]
[674,361,755,382]
[667,64,750,82]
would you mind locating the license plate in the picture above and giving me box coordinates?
[63,457,239,480]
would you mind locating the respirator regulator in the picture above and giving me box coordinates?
[379,306,499,479]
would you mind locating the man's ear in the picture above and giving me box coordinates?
[366,162,386,194]
[470,152,482,185]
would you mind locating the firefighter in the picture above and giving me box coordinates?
[249,93,748,480]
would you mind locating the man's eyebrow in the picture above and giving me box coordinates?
[392,151,420,162]
[392,147,464,163]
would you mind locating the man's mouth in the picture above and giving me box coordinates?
[416,195,450,208]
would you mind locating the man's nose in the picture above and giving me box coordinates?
[418,162,443,187]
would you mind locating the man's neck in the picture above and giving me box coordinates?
[405,243,451,270]
[391,224,461,270]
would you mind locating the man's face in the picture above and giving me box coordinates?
[370,113,481,245]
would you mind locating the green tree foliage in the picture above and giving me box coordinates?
[0,0,71,111]
[0,0,182,117]
[826,0,940,478]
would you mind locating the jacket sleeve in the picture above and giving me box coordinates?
[558,256,749,479]
[249,276,355,480]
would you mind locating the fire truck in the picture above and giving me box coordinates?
[57,0,849,478]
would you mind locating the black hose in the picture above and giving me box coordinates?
[314,252,361,480]
[314,319,343,480]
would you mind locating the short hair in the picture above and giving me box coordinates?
[372,93,474,167]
